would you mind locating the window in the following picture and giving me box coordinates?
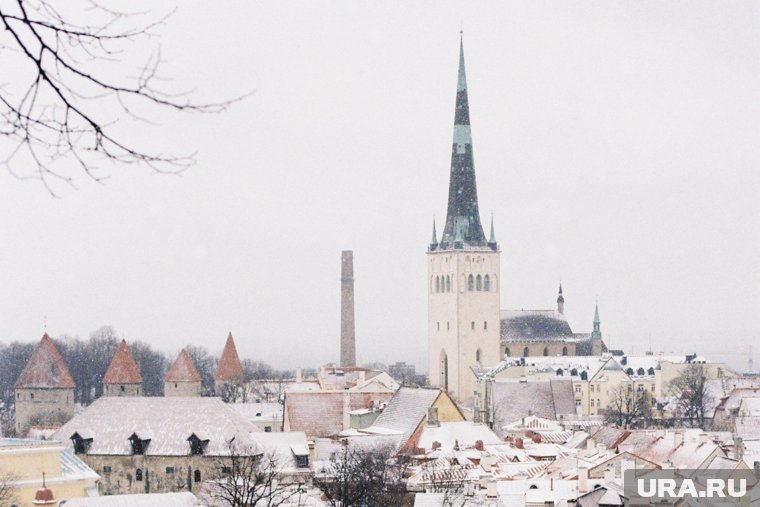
[222,466,232,474]
[523,347,529,357]
[136,469,143,481]
[194,470,202,483]
[575,399,581,406]
[575,385,581,393]
[471,321,475,330]
[505,347,511,357]
[446,275,451,292]
[103,465,112,473]
[648,367,655,375]
[562,346,568,356]
[30,393,34,400]
[120,385,125,392]
[484,275,491,291]
[264,426,272,432]
[571,368,578,376]
[580,371,588,381]
[651,384,656,392]
[475,349,481,363]
[556,369,563,376]
[435,276,440,293]
[637,384,644,392]
[296,455,309,468]
[166,466,175,474]
[637,368,645,376]
[476,274,482,291]
[543,347,549,356]
[467,274,474,291]
[483,321,487,330]
[437,322,440,331]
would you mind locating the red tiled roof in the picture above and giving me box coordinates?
[165,349,202,382]
[103,339,143,385]
[215,333,244,382]
[284,391,393,438]
[15,334,75,389]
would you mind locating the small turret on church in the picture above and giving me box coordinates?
[557,283,565,315]
[14,333,76,435]
[103,339,143,397]
[591,302,604,355]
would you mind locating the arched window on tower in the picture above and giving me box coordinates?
[562,346,568,356]
[476,348,481,364]
[467,274,474,291]
[435,276,440,293]
[484,275,491,291]
[523,347,529,357]
[476,275,482,291]
[194,470,202,483]
[135,469,143,481]
[446,275,451,292]
[505,347,511,357]
[543,347,549,356]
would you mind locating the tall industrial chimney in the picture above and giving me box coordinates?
[340,250,356,367]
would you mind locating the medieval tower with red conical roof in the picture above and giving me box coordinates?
[215,333,244,397]
[14,333,76,434]
[103,339,143,397]
[165,348,203,397]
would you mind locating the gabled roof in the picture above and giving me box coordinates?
[52,397,258,456]
[215,333,244,382]
[284,391,392,438]
[15,333,75,389]
[103,340,142,385]
[489,380,576,437]
[165,349,202,383]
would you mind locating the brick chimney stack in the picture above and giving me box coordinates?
[340,251,356,367]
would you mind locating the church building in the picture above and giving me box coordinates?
[428,37,604,401]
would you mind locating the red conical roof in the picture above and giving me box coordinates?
[103,339,143,385]
[15,333,75,389]
[165,349,202,382]
[215,333,244,382]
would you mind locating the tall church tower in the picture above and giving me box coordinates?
[428,36,501,401]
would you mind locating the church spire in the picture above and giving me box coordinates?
[557,283,565,315]
[440,35,487,250]
[592,302,602,339]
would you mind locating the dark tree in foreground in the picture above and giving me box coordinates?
[0,0,239,192]
[312,444,410,507]
[605,384,653,429]
[0,471,17,505]
[204,439,307,507]
[131,340,168,396]
[669,364,712,429]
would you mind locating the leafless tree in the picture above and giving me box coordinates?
[204,438,306,507]
[0,471,17,505]
[605,384,653,429]
[312,443,411,507]
[668,364,713,429]
[419,457,471,507]
[0,0,240,192]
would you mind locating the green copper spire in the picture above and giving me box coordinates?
[430,218,439,248]
[440,34,487,249]
[592,302,602,339]
[489,214,496,244]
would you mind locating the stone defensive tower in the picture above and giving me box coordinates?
[340,250,357,367]
[102,339,143,397]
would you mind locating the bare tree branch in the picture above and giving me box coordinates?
[0,0,245,193]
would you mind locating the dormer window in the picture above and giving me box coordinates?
[71,432,93,454]
[187,433,209,455]
[291,444,309,469]
[129,433,151,455]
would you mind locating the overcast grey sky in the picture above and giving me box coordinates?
[1,1,758,371]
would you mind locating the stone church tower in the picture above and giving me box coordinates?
[428,37,501,401]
